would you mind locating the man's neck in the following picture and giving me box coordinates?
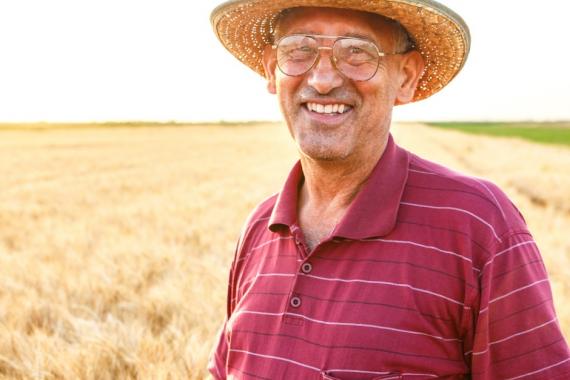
[296,138,388,250]
[299,139,387,210]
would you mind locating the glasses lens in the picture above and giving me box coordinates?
[277,35,318,76]
[334,38,379,81]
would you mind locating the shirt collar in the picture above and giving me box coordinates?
[268,134,410,239]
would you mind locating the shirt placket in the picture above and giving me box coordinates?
[282,224,317,325]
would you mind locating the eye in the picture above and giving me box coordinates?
[278,36,316,56]
[281,45,315,62]
[347,45,375,58]
[337,40,378,65]
[349,46,364,54]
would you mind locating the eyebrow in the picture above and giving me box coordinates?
[343,32,375,40]
[288,31,375,40]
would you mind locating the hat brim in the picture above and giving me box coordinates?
[211,0,470,102]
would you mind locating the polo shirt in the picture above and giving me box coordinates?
[208,134,570,380]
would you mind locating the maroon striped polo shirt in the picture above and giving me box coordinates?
[208,135,570,379]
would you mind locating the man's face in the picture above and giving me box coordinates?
[262,7,423,163]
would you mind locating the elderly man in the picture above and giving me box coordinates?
[208,1,570,379]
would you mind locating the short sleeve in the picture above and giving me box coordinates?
[208,319,229,380]
[468,231,570,379]
[208,236,243,380]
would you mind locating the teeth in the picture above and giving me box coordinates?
[306,102,350,114]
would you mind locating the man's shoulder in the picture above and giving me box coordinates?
[408,152,496,190]
[405,152,529,238]
[230,193,280,261]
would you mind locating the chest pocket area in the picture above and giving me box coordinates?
[321,370,402,380]
[322,373,466,380]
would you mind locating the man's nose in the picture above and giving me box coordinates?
[306,49,344,95]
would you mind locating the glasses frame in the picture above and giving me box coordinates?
[272,34,406,82]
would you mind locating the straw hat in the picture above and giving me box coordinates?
[211,0,470,102]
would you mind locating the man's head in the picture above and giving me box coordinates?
[261,7,425,162]
[211,0,470,101]
[211,1,470,162]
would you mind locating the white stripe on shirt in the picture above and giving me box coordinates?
[367,238,473,264]
[489,279,549,305]
[480,240,537,275]
[299,273,464,306]
[237,236,294,263]
[235,309,462,342]
[409,168,437,175]
[231,348,441,378]
[230,348,320,371]
[329,368,438,378]
[401,201,502,242]
[473,178,506,220]
[408,168,507,220]
[471,317,558,356]
[504,357,570,380]
[478,278,549,315]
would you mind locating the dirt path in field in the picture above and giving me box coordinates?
[393,122,570,335]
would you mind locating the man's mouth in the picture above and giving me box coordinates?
[305,102,353,115]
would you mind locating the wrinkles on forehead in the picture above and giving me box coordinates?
[273,7,413,52]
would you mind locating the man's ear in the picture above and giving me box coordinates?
[262,45,277,94]
[394,50,425,105]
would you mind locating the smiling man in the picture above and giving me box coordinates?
[209,1,570,379]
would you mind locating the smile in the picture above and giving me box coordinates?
[305,102,352,115]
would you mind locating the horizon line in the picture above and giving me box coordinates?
[1,119,569,126]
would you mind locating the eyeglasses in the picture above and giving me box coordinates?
[272,34,406,82]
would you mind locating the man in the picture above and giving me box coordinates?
[208,1,570,378]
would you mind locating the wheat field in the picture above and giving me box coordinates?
[0,123,569,379]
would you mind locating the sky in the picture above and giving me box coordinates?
[0,0,568,123]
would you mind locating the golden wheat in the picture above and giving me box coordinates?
[0,123,568,379]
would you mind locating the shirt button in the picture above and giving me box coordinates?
[290,296,302,308]
[301,262,312,274]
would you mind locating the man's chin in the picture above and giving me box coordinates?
[297,144,350,163]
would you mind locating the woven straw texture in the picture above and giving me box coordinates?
[211,0,470,101]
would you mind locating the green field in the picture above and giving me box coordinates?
[427,122,570,147]
[3,122,570,148]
